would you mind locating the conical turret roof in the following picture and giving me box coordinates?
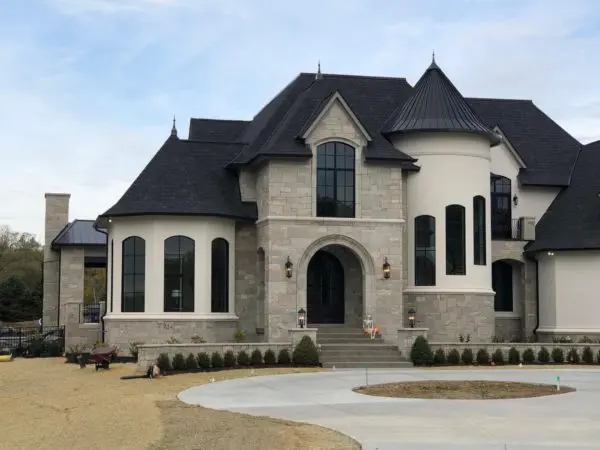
[384,58,500,145]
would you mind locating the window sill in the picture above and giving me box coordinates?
[494,312,520,319]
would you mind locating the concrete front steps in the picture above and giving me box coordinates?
[313,324,412,369]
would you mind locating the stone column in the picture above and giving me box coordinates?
[43,193,70,327]
[59,247,85,328]
[523,258,538,339]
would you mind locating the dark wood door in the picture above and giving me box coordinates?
[307,250,345,324]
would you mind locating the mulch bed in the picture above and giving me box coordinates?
[354,380,576,400]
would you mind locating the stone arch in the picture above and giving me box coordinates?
[296,234,376,323]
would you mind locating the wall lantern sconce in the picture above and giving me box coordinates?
[284,256,293,278]
[407,308,416,328]
[547,251,554,256]
[297,308,306,328]
[382,257,391,279]
[512,195,519,207]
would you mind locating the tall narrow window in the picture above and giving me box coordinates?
[316,142,355,218]
[491,175,512,239]
[211,238,230,313]
[415,215,436,286]
[122,236,145,312]
[446,204,466,275]
[473,195,486,265]
[164,236,195,312]
[492,261,513,312]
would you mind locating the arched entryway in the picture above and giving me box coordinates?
[307,250,345,324]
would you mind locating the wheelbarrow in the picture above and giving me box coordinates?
[87,347,115,371]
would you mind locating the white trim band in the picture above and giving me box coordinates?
[256,216,405,225]
[104,313,240,321]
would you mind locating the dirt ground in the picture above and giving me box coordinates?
[354,380,576,399]
[0,358,359,450]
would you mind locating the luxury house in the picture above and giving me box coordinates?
[42,57,600,352]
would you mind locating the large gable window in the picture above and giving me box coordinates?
[473,195,486,265]
[164,236,195,312]
[491,175,512,239]
[446,204,466,275]
[316,142,355,218]
[415,215,436,286]
[211,238,230,313]
[122,236,145,312]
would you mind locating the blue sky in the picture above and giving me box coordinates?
[2,0,600,240]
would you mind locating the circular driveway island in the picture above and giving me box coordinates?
[179,368,600,449]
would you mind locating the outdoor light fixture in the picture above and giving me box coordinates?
[284,256,293,278]
[512,195,519,207]
[548,251,555,256]
[408,308,416,328]
[297,308,306,328]
[382,257,391,279]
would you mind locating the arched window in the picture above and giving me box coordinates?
[446,204,466,275]
[211,238,229,313]
[122,236,145,312]
[415,215,436,286]
[491,175,512,239]
[316,142,355,218]
[164,236,195,312]
[473,195,486,265]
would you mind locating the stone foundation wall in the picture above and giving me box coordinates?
[403,291,495,342]
[137,342,292,369]
[104,318,239,355]
[495,316,522,342]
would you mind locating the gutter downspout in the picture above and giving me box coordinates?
[93,222,109,342]
[534,258,540,336]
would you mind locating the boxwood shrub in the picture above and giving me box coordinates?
[447,348,461,365]
[264,349,276,365]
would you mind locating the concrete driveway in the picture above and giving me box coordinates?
[179,368,600,449]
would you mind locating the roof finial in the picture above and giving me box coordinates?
[315,60,323,80]
[171,115,177,137]
[432,49,435,63]
[428,50,439,70]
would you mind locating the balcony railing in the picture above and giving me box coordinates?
[79,303,102,324]
[492,218,524,241]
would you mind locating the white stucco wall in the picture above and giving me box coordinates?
[104,216,236,319]
[538,251,600,333]
[490,130,560,224]
[392,132,493,293]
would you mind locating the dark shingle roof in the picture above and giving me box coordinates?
[227,73,417,167]
[188,118,249,141]
[52,220,107,248]
[525,141,600,252]
[383,60,499,146]
[99,135,257,221]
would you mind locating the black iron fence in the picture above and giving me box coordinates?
[492,218,523,240]
[79,303,102,324]
[0,326,65,357]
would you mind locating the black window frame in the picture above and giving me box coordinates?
[473,195,487,265]
[211,238,230,313]
[492,260,513,312]
[316,141,356,218]
[121,236,145,313]
[164,235,195,313]
[446,204,466,275]
[491,175,512,239]
[415,215,436,286]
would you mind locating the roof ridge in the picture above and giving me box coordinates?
[190,118,250,123]
[183,139,245,145]
[467,96,533,103]
[299,72,408,82]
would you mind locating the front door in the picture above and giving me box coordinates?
[307,250,345,324]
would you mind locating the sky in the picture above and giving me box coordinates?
[2,0,600,242]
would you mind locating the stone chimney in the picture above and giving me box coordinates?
[43,193,70,326]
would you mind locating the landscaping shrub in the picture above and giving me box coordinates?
[551,348,564,364]
[522,348,535,364]
[186,353,198,370]
[197,352,210,370]
[538,347,550,363]
[45,341,62,357]
[508,347,520,364]
[211,352,224,369]
[28,338,45,357]
[172,353,187,371]
[476,348,490,365]
[582,346,594,364]
[233,329,246,343]
[292,336,320,366]
[277,348,291,365]
[492,349,504,365]
[410,336,434,366]
[433,348,446,365]
[264,349,276,365]
[223,350,236,368]
[461,348,474,365]
[190,335,205,343]
[567,348,580,364]
[129,342,143,361]
[447,348,461,365]
[237,350,250,366]
[156,353,171,372]
[251,349,263,365]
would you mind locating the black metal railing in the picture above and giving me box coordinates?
[80,303,102,324]
[0,326,65,356]
[492,218,523,241]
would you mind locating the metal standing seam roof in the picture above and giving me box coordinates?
[51,220,107,248]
